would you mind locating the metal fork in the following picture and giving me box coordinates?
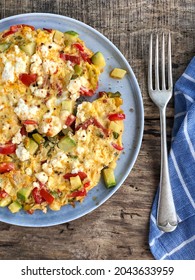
[148,33,178,232]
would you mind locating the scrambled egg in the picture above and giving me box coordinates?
[0,24,125,214]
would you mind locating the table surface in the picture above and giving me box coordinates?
[0,0,195,260]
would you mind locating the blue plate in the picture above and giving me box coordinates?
[0,13,144,227]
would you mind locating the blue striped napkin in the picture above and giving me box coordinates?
[149,57,195,260]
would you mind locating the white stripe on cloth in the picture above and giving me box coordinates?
[182,72,195,83]
[170,149,195,209]
[184,113,195,160]
[174,111,186,119]
[174,91,194,103]
[160,234,195,260]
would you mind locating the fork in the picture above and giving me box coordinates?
[148,33,178,232]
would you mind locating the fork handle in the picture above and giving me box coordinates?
[157,107,178,232]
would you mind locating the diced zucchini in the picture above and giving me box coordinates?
[53,30,64,45]
[0,196,12,207]
[102,168,116,188]
[109,121,122,134]
[17,187,32,202]
[107,91,121,98]
[91,51,106,69]
[64,31,79,45]
[19,41,36,56]
[58,136,76,152]
[70,175,82,190]
[61,100,74,113]
[110,68,127,79]
[0,43,11,52]
[74,64,83,76]
[62,127,73,136]
[113,132,119,139]
[24,137,39,155]
[8,201,22,213]
[32,133,45,144]
[64,30,79,37]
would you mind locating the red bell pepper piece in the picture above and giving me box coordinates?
[20,126,27,136]
[80,86,94,96]
[83,181,90,188]
[65,115,76,126]
[60,53,81,64]
[0,143,16,155]
[2,30,16,38]
[19,73,37,86]
[111,142,124,151]
[40,188,54,204]
[93,119,109,137]
[68,188,87,198]
[0,189,8,198]
[108,113,126,121]
[10,24,35,31]
[64,172,87,180]
[32,187,44,204]
[75,118,109,137]
[73,43,84,52]
[23,120,38,125]
[0,163,15,174]
[43,28,53,33]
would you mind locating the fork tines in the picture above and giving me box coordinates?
[148,33,173,92]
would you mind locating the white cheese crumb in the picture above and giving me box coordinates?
[33,182,40,188]
[77,128,87,141]
[43,59,58,75]
[35,172,48,184]
[25,167,33,176]
[12,129,24,144]
[14,98,39,120]
[50,151,68,169]
[33,88,47,98]
[42,163,53,175]
[0,104,4,110]
[16,144,30,161]
[2,61,15,82]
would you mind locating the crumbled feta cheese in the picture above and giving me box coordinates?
[14,45,20,54]
[12,129,24,144]
[25,167,32,176]
[77,103,87,122]
[35,172,48,184]
[40,44,49,57]
[0,104,4,111]
[42,163,53,175]
[67,76,89,101]
[30,54,42,74]
[14,98,39,120]
[37,76,43,86]
[33,181,40,188]
[16,144,30,161]
[71,160,81,174]
[50,151,68,169]
[2,61,15,82]
[38,113,62,136]
[43,59,58,75]
[77,128,87,141]
[33,88,47,98]
[15,56,28,75]
[76,146,85,154]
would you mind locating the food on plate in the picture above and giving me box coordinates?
[0,24,125,214]
[110,68,127,79]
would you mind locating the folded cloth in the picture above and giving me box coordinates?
[149,57,195,260]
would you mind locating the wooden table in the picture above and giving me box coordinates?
[0,0,195,260]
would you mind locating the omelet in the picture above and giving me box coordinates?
[0,24,125,214]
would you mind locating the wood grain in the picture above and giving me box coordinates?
[0,0,195,260]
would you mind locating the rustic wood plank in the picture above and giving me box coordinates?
[0,0,195,260]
